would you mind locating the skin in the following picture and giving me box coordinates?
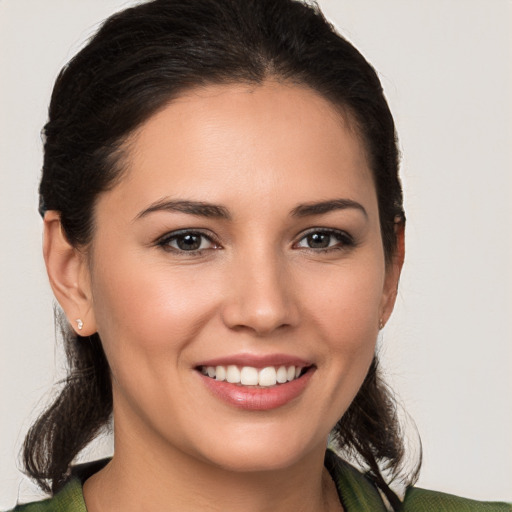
[44,81,404,512]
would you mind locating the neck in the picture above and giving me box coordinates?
[83,428,342,512]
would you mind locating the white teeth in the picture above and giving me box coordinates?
[201,364,307,387]
[241,366,259,385]
[276,366,288,384]
[216,365,226,381]
[258,367,277,387]
[226,365,241,383]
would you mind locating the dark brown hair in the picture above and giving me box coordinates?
[25,0,416,508]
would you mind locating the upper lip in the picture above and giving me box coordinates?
[195,353,313,369]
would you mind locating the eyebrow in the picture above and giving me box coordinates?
[291,198,368,218]
[135,199,231,220]
[135,197,367,221]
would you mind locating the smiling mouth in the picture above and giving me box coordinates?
[198,364,311,387]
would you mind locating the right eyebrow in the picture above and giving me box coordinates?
[134,199,231,221]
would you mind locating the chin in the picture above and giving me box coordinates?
[191,423,326,473]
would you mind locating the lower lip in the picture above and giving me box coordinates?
[199,369,314,411]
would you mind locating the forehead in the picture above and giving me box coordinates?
[104,81,376,218]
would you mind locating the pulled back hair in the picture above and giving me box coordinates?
[25,0,415,508]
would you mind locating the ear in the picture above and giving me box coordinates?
[43,211,97,336]
[379,219,405,328]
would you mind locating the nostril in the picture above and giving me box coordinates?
[219,267,301,335]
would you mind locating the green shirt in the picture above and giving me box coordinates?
[8,453,511,511]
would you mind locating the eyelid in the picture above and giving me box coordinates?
[294,227,354,250]
[155,228,221,253]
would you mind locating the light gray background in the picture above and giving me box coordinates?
[1,0,511,507]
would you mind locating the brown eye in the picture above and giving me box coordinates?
[306,232,331,249]
[176,233,202,251]
[296,229,353,251]
[158,230,218,253]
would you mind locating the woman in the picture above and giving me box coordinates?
[4,0,510,511]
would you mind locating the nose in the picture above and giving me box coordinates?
[220,248,299,336]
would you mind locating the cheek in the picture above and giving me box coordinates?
[303,259,384,348]
[89,254,223,366]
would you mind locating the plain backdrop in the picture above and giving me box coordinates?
[1,0,511,507]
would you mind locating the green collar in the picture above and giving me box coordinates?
[325,450,388,511]
[15,452,387,512]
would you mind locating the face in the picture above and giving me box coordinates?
[82,82,400,472]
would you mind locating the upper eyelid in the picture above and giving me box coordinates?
[156,228,220,248]
[296,227,352,239]
[157,228,217,240]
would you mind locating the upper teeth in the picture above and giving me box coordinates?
[200,365,303,387]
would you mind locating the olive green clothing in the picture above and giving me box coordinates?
[8,453,511,511]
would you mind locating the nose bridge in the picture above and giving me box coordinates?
[222,241,298,335]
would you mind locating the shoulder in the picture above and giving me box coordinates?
[6,478,87,512]
[6,459,110,512]
[326,449,511,512]
[402,487,512,511]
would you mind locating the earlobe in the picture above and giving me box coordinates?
[379,219,405,327]
[43,211,97,335]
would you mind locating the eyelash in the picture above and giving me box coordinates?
[156,229,220,255]
[294,228,355,253]
[155,228,354,256]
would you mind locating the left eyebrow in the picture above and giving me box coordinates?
[290,198,368,219]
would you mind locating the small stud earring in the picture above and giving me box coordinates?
[379,318,384,330]
[76,319,83,331]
